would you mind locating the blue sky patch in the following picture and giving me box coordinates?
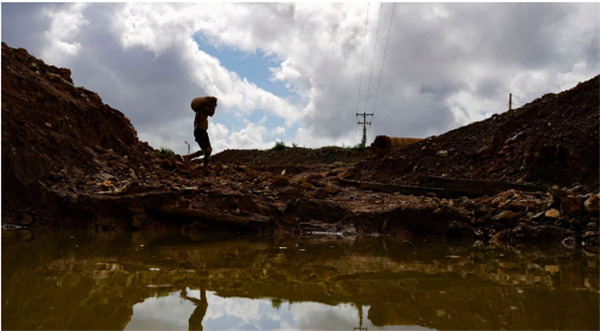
[194,34,290,98]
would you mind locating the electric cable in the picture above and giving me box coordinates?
[355,3,371,114]
[371,3,396,112]
[363,3,384,113]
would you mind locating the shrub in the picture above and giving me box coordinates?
[155,147,175,159]
[272,141,287,151]
[342,143,368,151]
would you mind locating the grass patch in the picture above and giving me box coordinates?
[344,143,369,151]
[155,147,175,159]
[264,141,300,154]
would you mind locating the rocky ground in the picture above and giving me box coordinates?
[2,42,599,251]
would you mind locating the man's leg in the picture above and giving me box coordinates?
[184,150,204,163]
[202,146,212,175]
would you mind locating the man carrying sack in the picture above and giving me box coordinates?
[184,96,217,175]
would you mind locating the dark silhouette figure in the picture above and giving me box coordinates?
[184,96,217,175]
[180,288,208,331]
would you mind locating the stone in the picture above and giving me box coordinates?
[544,208,560,219]
[272,176,290,188]
[582,231,599,248]
[499,262,520,269]
[46,72,62,82]
[502,200,528,212]
[548,187,568,199]
[584,193,599,216]
[493,210,519,222]
[561,236,576,249]
[492,228,511,245]
[96,172,115,181]
[477,145,493,157]
[129,169,138,182]
[314,188,328,199]
[560,196,583,217]
[531,211,546,221]
[324,182,339,195]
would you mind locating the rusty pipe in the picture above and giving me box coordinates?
[370,135,424,156]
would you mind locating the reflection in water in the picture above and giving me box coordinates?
[125,289,432,330]
[2,229,599,330]
[180,288,208,331]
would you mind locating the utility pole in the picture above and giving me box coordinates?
[356,112,374,148]
[508,93,520,110]
[354,304,368,331]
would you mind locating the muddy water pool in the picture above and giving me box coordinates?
[2,229,599,330]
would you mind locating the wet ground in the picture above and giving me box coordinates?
[3,228,599,330]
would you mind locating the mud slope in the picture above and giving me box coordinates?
[1,43,160,222]
[354,76,599,193]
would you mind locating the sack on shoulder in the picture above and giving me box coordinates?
[191,96,217,116]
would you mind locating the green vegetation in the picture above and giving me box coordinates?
[272,141,287,151]
[155,147,175,159]
[264,141,305,153]
[262,141,287,154]
[342,143,369,151]
[271,298,283,310]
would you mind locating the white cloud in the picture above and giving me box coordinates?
[271,126,286,137]
[232,123,269,150]
[39,3,88,61]
[2,2,597,154]
[557,61,594,91]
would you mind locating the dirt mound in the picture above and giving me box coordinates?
[2,42,597,248]
[1,43,159,220]
[212,146,369,174]
[353,75,599,193]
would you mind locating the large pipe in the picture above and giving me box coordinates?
[370,135,424,156]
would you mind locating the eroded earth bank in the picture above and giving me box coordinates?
[2,43,599,251]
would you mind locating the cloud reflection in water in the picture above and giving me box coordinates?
[125,289,434,331]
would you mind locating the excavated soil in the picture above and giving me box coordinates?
[2,43,599,250]
[352,77,599,193]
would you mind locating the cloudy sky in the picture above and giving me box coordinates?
[2,2,598,155]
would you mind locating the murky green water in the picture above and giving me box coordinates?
[2,229,599,330]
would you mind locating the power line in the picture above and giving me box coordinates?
[355,2,371,114]
[363,3,384,114]
[371,2,396,113]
